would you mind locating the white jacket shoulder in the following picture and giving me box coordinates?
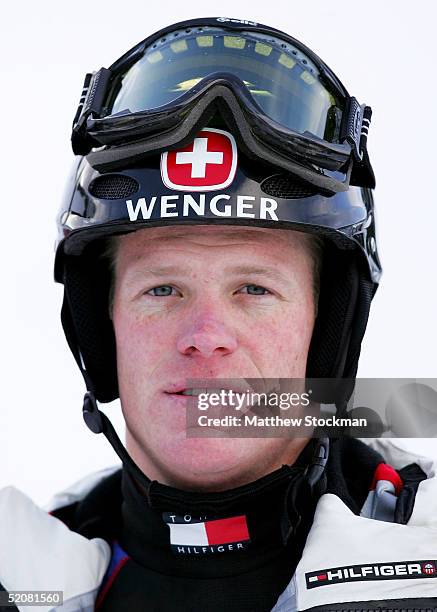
[0,485,110,612]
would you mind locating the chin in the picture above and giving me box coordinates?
[159,435,260,491]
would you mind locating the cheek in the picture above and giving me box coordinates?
[243,297,315,377]
[113,309,177,392]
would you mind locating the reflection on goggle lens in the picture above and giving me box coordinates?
[107,28,342,141]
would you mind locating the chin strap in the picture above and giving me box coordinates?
[280,437,329,545]
[82,391,154,499]
[306,437,329,493]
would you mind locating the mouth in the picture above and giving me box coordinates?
[164,378,262,399]
[164,384,253,397]
[166,389,206,397]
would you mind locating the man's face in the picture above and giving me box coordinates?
[112,225,317,490]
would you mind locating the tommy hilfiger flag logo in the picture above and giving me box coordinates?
[162,512,250,555]
[308,573,328,584]
[306,559,437,589]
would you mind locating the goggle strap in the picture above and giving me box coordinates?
[343,97,372,161]
[72,72,92,129]
[359,106,372,159]
[72,67,112,154]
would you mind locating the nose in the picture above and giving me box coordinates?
[176,315,238,358]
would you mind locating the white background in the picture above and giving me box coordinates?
[1,0,436,505]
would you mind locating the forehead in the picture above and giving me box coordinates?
[114,224,313,261]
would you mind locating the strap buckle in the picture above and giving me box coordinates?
[83,391,104,434]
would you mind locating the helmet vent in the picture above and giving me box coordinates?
[261,174,317,199]
[89,174,139,200]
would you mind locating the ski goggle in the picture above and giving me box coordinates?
[72,19,373,193]
[108,28,339,140]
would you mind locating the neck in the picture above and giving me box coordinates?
[125,430,312,491]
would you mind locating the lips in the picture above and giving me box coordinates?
[167,389,206,397]
[163,380,255,396]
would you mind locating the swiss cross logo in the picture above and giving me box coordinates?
[161,128,238,192]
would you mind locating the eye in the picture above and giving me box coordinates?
[239,284,270,295]
[146,285,177,297]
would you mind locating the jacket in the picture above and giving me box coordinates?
[1,439,436,612]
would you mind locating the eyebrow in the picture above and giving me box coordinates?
[138,265,189,277]
[223,265,288,283]
[129,264,288,283]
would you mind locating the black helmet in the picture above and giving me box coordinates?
[55,17,381,411]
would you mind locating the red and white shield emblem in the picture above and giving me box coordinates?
[422,562,436,575]
[161,128,237,192]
